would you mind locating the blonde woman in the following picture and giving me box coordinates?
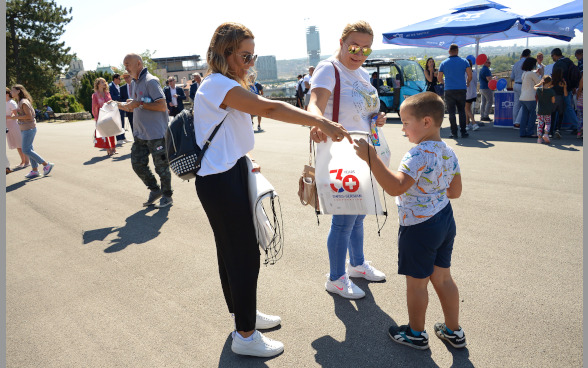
[193,22,350,358]
[92,77,116,156]
[6,87,29,168]
[309,21,387,300]
[10,84,54,178]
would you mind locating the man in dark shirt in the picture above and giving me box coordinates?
[189,73,201,102]
[550,48,576,137]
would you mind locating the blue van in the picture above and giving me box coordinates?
[363,59,427,114]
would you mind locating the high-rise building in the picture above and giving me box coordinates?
[306,26,321,68]
[256,56,278,81]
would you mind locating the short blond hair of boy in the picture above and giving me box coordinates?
[401,92,445,126]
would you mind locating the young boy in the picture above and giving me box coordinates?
[354,92,465,350]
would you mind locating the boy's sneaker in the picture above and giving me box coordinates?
[231,330,284,357]
[24,170,40,179]
[472,123,480,131]
[433,323,467,348]
[143,190,162,206]
[554,130,562,139]
[348,260,386,281]
[325,273,365,299]
[255,310,281,330]
[537,137,543,144]
[388,325,429,350]
[154,196,173,208]
[42,163,54,176]
[465,124,471,131]
[542,134,550,144]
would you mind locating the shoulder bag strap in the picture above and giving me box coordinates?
[330,61,341,123]
[194,113,227,168]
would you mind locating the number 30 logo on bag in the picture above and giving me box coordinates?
[330,169,360,193]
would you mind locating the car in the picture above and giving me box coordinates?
[363,59,427,115]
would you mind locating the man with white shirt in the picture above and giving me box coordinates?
[510,49,531,129]
[163,77,186,117]
[109,73,127,143]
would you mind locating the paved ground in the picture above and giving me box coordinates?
[5,116,583,367]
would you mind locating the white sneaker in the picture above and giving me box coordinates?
[348,260,386,281]
[255,310,281,330]
[472,123,480,131]
[325,273,365,299]
[465,125,471,131]
[231,330,284,357]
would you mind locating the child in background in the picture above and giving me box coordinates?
[534,76,556,144]
[353,92,465,350]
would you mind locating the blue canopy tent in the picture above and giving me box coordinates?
[382,0,571,58]
[526,0,583,39]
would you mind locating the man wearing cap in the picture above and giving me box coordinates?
[479,59,494,123]
[510,49,531,129]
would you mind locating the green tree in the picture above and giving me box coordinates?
[75,71,113,116]
[43,93,84,113]
[6,0,74,106]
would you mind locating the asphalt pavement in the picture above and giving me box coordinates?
[5,116,583,367]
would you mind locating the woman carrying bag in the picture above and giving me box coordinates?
[92,78,117,156]
[194,22,350,358]
[308,21,387,300]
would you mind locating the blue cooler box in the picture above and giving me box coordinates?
[494,91,514,128]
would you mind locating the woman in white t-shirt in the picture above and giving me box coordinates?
[519,57,542,138]
[465,59,479,131]
[193,22,350,359]
[308,21,387,300]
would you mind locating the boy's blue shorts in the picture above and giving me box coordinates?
[397,202,456,279]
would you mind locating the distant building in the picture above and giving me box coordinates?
[96,63,116,74]
[58,58,86,94]
[306,26,321,68]
[152,55,205,85]
[256,56,278,81]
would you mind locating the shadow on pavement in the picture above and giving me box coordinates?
[82,207,170,253]
[83,155,113,165]
[217,332,274,368]
[6,180,27,193]
[112,153,131,161]
[311,281,442,367]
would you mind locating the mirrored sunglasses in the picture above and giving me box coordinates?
[240,53,258,64]
[346,44,372,57]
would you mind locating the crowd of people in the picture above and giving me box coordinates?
[4,17,583,362]
[425,46,583,141]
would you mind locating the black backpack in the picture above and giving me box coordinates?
[565,58,581,90]
[165,109,224,181]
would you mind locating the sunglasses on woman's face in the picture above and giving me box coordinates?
[344,43,372,57]
[238,53,257,64]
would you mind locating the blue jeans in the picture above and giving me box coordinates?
[21,128,46,169]
[327,215,365,280]
[519,100,537,137]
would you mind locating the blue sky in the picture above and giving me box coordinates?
[55,0,583,71]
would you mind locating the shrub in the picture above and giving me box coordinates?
[43,93,84,113]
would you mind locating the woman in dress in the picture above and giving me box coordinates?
[92,77,116,156]
[308,21,387,300]
[10,84,54,179]
[6,87,28,168]
[194,22,350,358]
[424,57,439,94]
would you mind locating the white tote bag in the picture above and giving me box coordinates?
[245,156,284,265]
[96,101,124,138]
[315,132,386,215]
